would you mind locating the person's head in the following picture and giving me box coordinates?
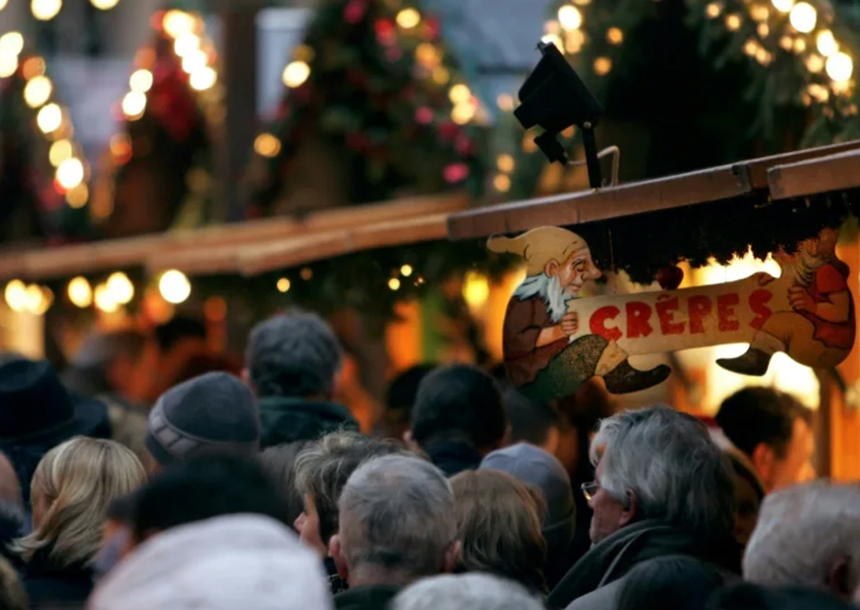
[617,555,723,610]
[709,583,856,610]
[391,573,545,610]
[450,469,547,593]
[743,480,860,599]
[13,437,145,567]
[502,389,561,454]
[716,388,815,492]
[293,432,411,557]
[94,492,138,581]
[130,453,288,545]
[258,441,313,531]
[410,365,507,455]
[243,311,343,400]
[587,405,735,545]
[67,329,149,399]
[331,455,459,588]
[153,316,207,358]
[378,365,437,440]
[145,372,260,473]
[0,556,26,610]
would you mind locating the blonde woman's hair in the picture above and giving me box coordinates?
[0,556,26,610]
[13,437,146,567]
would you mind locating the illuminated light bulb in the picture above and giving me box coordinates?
[37,103,62,133]
[189,67,217,91]
[49,139,72,167]
[496,94,514,112]
[22,57,46,79]
[593,57,613,76]
[182,49,208,74]
[0,32,24,56]
[816,30,839,57]
[94,283,119,313]
[67,277,92,308]
[789,2,816,33]
[254,133,282,158]
[807,83,829,102]
[725,14,742,30]
[4,280,27,312]
[400,265,413,277]
[771,0,793,12]
[565,29,586,54]
[779,36,794,50]
[282,60,310,88]
[0,0,7,10]
[744,39,759,56]
[300,268,313,281]
[805,54,824,72]
[493,173,511,193]
[0,54,18,78]
[757,23,769,38]
[462,271,490,309]
[32,0,62,20]
[448,83,471,104]
[396,8,420,29]
[163,10,195,38]
[173,33,200,57]
[826,52,853,82]
[106,272,134,304]
[90,0,119,9]
[705,2,723,17]
[750,4,769,20]
[606,27,624,45]
[56,158,84,190]
[158,270,191,304]
[122,91,147,119]
[558,5,583,30]
[541,33,563,51]
[23,284,45,314]
[109,133,132,160]
[23,75,52,108]
[129,69,153,93]
[451,103,476,125]
[388,278,401,291]
[432,66,450,84]
[756,48,772,65]
[65,184,89,209]
[415,42,438,66]
[497,154,515,173]
[277,278,291,293]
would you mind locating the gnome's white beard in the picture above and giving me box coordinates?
[514,273,574,324]
[787,249,827,287]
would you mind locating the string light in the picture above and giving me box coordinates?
[23,75,52,108]
[400,265,413,277]
[606,27,624,45]
[90,0,119,9]
[0,0,7,10]
[26,285,52,315]
[129,69,153,93]
[0,55,17,78]
[158,270,191,304]
[451,103,476,124]
[0,32,24,56]
[67,277,92,308]
[541,33,564,51]
[497,94,515,112]
[122,91,147,119]
[494,174,512,192]
[706,2,723,17]
[189,67,217,91]
[757,23,769,38]
[94,283,119,313]
[163,10,195,38]
[106,272,134,304]
[497,154,515,173]
[31,0,62,21]
[788,2,816,33]
[173,33,200,57]
[277,278,291,293]
[182,49,208,74]
[725,14,742,30]
[396,8,421,29]
[283,61,310,88]
[807,83,829,102]
[793,38,807,53]
[826,52,854,82]
[771,0,793,12]
[56,158,84,190]
[462,271,490,309]
[558,5,583,30]
[388,278,401,291]
[37,103,62,133]
[49,139,72,167]
[254,133,282,158]
[65,184,89,208]
[4,280,27,312]
[432,66,450,84]
[594,57,613,76]
[448,84,471,104]
[816,30,838,57]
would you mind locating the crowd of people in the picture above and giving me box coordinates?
[0,309,855,610]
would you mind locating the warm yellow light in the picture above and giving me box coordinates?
[463,271,490,309]
[37,103,62,133]
[497,154,515,173]
[31,0,62,20]
[558,5,583,30]
[826,52,854,82]
[129,69,153,93]
[0,0,8,10]
[67,276,92,308]
[56,158,84,190]
[789,2,816,33]
[277,278,291,293]
[807,83,829,102]
[780,36,794,50]
[771,0,793,13]
[757,23,770,38]
[94,283,119,313]
[606,27,624,45]
[451,103,476,125]
[744,39,759,56]
[793,38,807,53]
[159,270,191,304]
[594,57,613,76]
[396,8,421,29]
[293,44,315,63]
[22,284,45,314]
[106,271,134,304]
[65,184,89,208]
[756,48,772,65]
[705,2,723,17]
[4,280,27,312]
[415,42,439,66]
[496,94,514,112]
[90,0,119,9]
[110,133,132,159]
[725,14,742,30]
[750,4,769,20]
[23,75,52,108]
[163,10,195,38]
[493,174,511,193]
[254,133,282,158]
[805,54,824,73]
[541,33,564,51]
[173,33,200,57]
[432,66,450,85]
[189,67,217,91]
[122,91,147,119]
[815,29,837,57]
[448,83,471,104]
[282,60,310,88]
[388,278,401,291]
[0,32,24,56]
[22,56,45,80]
[182,49,208,74]
[48,139,72,167]
[400,265,413,277]
[0,54,18,78]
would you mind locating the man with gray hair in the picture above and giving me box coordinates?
[549,405,737,610]
[743,480,860,601]
[244,312,359,448]
[392,573,545,610]
[329,455,460,610]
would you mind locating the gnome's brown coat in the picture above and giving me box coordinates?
[503,295,568,386]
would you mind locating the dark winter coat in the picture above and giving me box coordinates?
[257,396,359,449]
[333,584,401,610]
[20,547,93,610]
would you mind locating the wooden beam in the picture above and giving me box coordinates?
[447,164,751,241]
[768,149,860,200]
[735,140,860,189]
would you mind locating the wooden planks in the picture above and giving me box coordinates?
[768,149,860,200]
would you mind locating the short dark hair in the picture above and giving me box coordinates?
[503,389,559,447]
[707,583,856,610]
[154,316,207,353]
[130,454,287,540]
[716,388,812,458]
[258,441,314,530]
[383,365,437,425]
[618,555,722,610]
[411,365,507,450]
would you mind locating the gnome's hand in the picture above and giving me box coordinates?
[561,312,579,336]
[788,286,814,313]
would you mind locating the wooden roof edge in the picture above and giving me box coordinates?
[768,148,860,201]
[736,139,860,189]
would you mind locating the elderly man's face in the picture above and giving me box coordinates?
[295,494,328,559]
[588,457,633,545]
[546,247,601,295]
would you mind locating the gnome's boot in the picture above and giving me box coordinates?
[716,348,772,376]
[603,360,672,394]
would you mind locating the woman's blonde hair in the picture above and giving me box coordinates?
[13,437,146,567]
[451,469,548,594]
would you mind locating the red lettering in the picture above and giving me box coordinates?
[656,295,685,335]
[688,295,713,334]
[626,301,654,338]
[749,289,773,330]
[717,293,741,332]
[590,306,622,342]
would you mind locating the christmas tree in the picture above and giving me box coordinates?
[247,0,488,217]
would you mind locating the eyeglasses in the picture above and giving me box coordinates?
[581,481,600,501]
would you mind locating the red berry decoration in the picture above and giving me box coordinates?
[656,265,684,290]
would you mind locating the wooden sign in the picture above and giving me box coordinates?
[489,226,855,399]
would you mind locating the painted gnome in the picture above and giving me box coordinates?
[489,227,671,398]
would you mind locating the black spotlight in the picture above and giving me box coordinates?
[514,41,605,188]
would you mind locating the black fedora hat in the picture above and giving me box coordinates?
[0,358,109,444]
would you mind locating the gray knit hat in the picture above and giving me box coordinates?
[146,372,261,466]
